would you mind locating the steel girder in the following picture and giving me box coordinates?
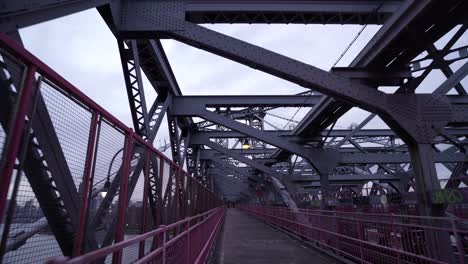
[171,95,321,108]
[183,0,401,24]
[194,127,468,141]
[0,0,111,32]
[118,39,151,138]
[199,148,468,166]
[270,0,467,160]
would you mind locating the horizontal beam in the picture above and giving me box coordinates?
[172,95,321,109]
[193,127,468,140]
[0,0,110,32]
[184,0,401,24]
[340,152,468,164]
[291,172,407,182]
[331,67,411,86]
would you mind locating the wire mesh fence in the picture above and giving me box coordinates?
[49,207,224,264]
[240,205,468,264]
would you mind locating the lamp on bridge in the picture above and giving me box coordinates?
[241,139,251,150]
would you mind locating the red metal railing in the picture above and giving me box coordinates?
[241,205,467,264]
[0,32,222,263]
[49,207,225,264]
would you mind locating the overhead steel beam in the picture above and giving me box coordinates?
[172,0,401,25]
[200,146,467,164]
[196,128,468,138]
[340,152,467,165]
[118,39,151,138]
[291,172,409,183]
[0,0,110,32]
[271,0,467,160]
[172,95,321,108]
[434,62,468,95]
[351,0,467,69]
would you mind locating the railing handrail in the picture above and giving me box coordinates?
[245,207,448,264]
[50,207,224,263]
[241,205,462,264]
[257,204,467,222]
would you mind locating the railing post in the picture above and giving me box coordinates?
[186,218,190,264]
[162,226,167,264]
[139,149,151,259]
[391,214,401,264]
[452,217,465,264]
[112,132,133,264]
[0,65,36,221]
[158,158,164,227]
[355,216,364,262]
[175,168,180,223]
[74,113,100,256]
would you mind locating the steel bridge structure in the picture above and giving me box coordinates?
[0,0,467,263]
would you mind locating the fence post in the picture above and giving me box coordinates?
[74,113,100,256]
[158,158,164,227]
[186,218,190,264]
[139,149,151,258]
[452,217,465,264]
[175,168,180,223]
[391,214,401,264]
[162,226,167,264]
[112,132,133,264]
[356,216,364,261]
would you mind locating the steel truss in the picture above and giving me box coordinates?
[0,1,467,262]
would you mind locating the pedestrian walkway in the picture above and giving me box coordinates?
[213,209,340,264]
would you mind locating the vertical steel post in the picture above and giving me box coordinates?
[139,149,151,258]
[355,216,364,261]
[175,168,180,222]
[167,169,174,224]
[0,65,36,222]
[391,216,401,263]
[162,225,167,264]
[186,218,190,264]
[451,218,464,264]
[187,178,192,217]
[74,113,99,256]
[158,158,164,227]
[113,133,133,264]
[409,143,453,261]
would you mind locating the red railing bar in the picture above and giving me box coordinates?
[0,64,36,222]
[272,205,461,221]
[50,207,223,264]
[134,208,224,264]
[112,133,134,264]
[194,210,224,264]
[139,150,151,258]
[243,207,448,264]
[73,113,100,256]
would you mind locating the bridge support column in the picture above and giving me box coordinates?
[409,143,453,262]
